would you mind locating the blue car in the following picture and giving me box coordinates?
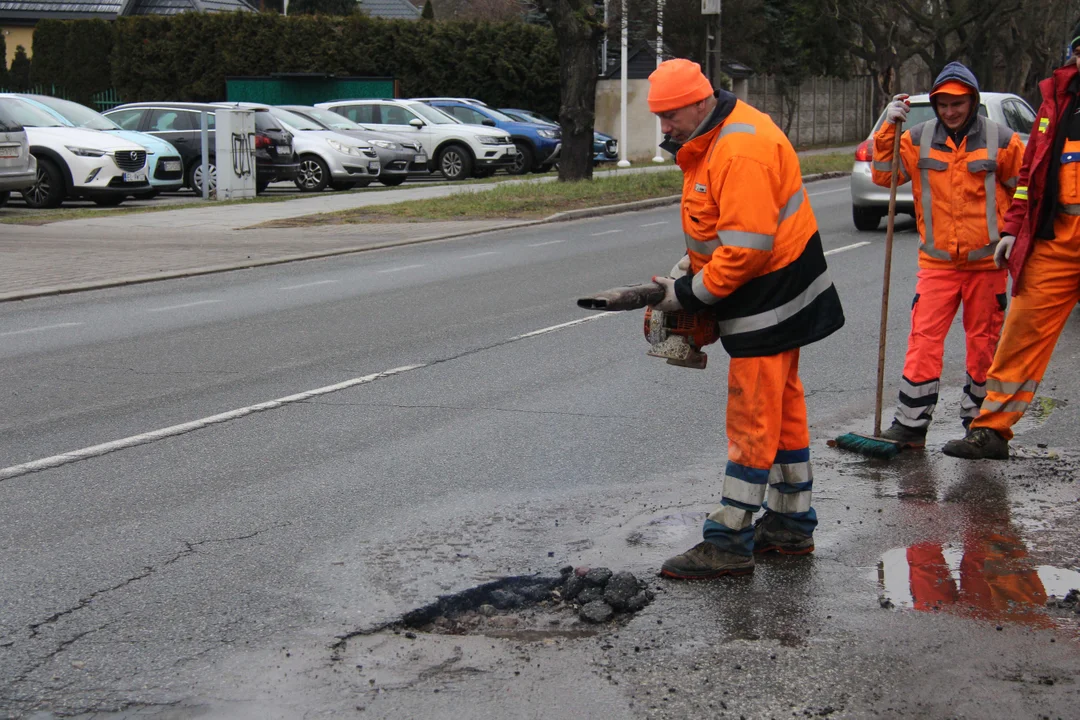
[501,108,619,166]
[15,94,185,197]
[418,99,561,175]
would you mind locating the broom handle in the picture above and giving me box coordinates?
[874,122,903,438]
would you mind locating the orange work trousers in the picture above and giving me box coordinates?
[972,214,1080,439]
[703,348,816,555]
[894,268,1007,430]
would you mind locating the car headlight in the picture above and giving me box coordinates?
[477,135,505,145]
[66,146,106,157]
[370,140,399,150]
[537,129,559,139]
[327,139,363,156]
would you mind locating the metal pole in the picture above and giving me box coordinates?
[618,0,630,167]
[602,0,609,76]
[811,76,817,147]
[652,0,664,163]
[200,110,209,201]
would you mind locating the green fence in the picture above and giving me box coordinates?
[0,85,123,111]
[225,76,395,106]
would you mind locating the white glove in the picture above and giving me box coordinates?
[650,276,683,312]
[994,234,1016,268]
[886,93,910,125]
[669,255,690,277]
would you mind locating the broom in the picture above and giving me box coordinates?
[831,119,905,459]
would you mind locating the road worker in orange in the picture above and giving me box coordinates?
[872,62,1025,449]
[646,59,845,580]
[944,27,1080,459]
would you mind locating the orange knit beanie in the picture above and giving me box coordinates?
[648,59,715,113]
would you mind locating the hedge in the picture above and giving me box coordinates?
[30,14,560,116]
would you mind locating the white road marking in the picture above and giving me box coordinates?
[377,264,425,274]
[0,365,424,482]
[590,230,621,237]
[146,300,221,313]
[640,221,668,227]
[280,280,338,291]
[460,251,498,259]
[511,313,614,340]
[808,188,849,197]
[0,322,83,338]
[825,241,871,256]
[528,240,565,247]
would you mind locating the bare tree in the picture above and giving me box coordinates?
[432,0,527,21]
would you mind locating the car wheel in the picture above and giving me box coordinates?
[852,206,882,231]
[0,191,8,208]
[379,175,407,187]
[132,190,159,200]
[295,154,330,192]
[329,181,357,191]
[188,158,217,196]
[438,144,473,181]
[22,156,66,209]
[256,180,271,194]
[508,141,533,176]
[93,197,125,207]
[532,164,554,174]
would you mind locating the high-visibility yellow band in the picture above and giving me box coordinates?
[1014,185,1029,200]
[1039,118,1050,133]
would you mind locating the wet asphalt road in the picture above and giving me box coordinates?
[1,176,1079,719]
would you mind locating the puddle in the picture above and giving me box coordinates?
[1010,396,1067,436]
[625,511,706,547]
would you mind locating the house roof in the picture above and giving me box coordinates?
[357,0,419,20]
[0,0,253,20]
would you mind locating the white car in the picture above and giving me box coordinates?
[261,106,382,192]
[315,98,516,181]
[849,91,1035,231]
[0,96,150,208]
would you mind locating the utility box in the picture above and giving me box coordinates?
[214,107,257,201]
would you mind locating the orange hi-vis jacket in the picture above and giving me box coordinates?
[672,96,844,358]
[873,116,1025,271]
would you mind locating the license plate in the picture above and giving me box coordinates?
[123,171,147,182]
[163,160,181,172]
[368,161,381,172]
[414,154,427,164]
[0,146,18,158]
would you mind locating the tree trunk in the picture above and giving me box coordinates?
[537,0,605,181]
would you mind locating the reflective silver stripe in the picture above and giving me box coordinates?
[1002,176,1018,189]
[692,270,723,304]
[965,374,987,398]
[873,161,893,172]
[716,269,833,335]
[982,120,1000,246]
[768,461,811,487]
[719,229,775,251]
[986,378,1038,395]
[1060,204,1080,216]
[982,399,1030,413]
[967,159,997,173]
[767,487,812,514]
[777,185,805,224]
[685,231,720,256]
[894,403,932,428]
[967,242,998,261]
[722,474,767,507]
[900,378,939,399]
[917,158,949,171]
[707,504,753,530]
[719,122,756,138]
[919,120,939,250]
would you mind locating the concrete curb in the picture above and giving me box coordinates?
[1,171,851,303]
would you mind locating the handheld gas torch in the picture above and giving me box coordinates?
[577,282,720,370]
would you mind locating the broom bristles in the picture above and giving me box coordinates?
[832,432,903,459]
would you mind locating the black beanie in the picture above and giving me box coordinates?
[1072,18,1080,51]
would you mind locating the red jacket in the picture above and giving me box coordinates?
[1003,63,1080,291]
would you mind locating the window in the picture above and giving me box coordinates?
[149,109,196,132]
[333,104,376,124]
[106,108,144,130]
[381,104,419,126]
[446,105,487,125]
[1012,101,1035,135]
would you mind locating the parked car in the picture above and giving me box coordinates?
[315,98,516,181]
[15,94,183,198]
[0,101,37,208]
[849,91,1035,231]
[273,105,423,188]
[259,106,381,192]
[0,96,151,208]
[420,99,560,175]
[500,108,619,166]
[104,101,300,194]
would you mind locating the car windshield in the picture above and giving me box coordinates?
[25,95,119,130]
[295,106,363,131]
[480,107,516,123]
[872,102,988,132]
[270,107,323,131]
[0,97,66,127]
[410,103,459,124]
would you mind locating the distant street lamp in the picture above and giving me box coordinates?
[618,0,630,168]
[652,0,665,163]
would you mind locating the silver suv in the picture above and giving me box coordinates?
[849,91,1035,231]
[0,103,38,207]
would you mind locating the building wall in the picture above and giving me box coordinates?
[595,78,663,163]
[2,27,35,67]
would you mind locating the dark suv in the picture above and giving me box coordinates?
[104,101,299,194]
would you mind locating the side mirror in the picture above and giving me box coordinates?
[409,118,424,129]
[482,119,496,127]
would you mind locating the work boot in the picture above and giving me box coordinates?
[879,420,927,449]
[753,513,814,555]
[941,427,1009,460]
[660,541,754,580]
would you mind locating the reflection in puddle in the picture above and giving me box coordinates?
[626,511,706,547]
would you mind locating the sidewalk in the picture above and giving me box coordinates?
[0,148,853,302]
